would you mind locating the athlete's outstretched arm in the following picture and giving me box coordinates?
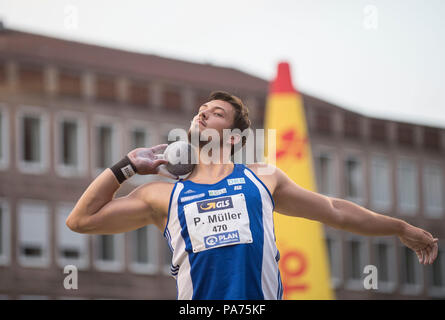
[66,144,174,234]
[272,166,438,265]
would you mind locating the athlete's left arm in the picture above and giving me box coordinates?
[271,165,438,265]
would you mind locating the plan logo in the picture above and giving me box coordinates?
[197,197,233,213]
[204,231,240,248]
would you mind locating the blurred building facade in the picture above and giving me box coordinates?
[0,28,443,300]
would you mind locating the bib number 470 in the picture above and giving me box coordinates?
[212,224,227,232]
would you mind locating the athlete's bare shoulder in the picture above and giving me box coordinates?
[141,180,175,203]
[246,163,279,194]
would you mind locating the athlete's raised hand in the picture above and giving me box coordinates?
[398,224,439,265]
[127,144,178,179]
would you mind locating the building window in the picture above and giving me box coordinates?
[94,234,124,272]
[17,107,48,174]
[59,68,82,98]
[128,80,149,107]
[163,87,182,112]
[400,246,423,295]
[130,128,148,149]
[0,199,10,266]
[97,125,113,168]
[56,203,89,269]
[344,155,363,204]
[93,119,120,175]
[429,246,445,298]
[370,154,392,212]
[23,116,41,161]
[423,163,444,218]
[315,150,336,196]
[372,238,396,292]
[62,121,78,165]
[55,112,87,177]
[423,128,441,151]
[344,113,360,139]
[349,240,363,279]
[0,60,6,85]
[324,232,342,289]
[19,63,44,94]
[96,74,116,103]
[0,105,9,170]
[345,237,368,290]
[129,225,159,274]
[370,119,387,143]
[314,108,332,135]
[397,158,418,215]
[397,124,414,147]
[18,200,50,267]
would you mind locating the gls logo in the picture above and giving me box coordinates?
[197,196,233,213]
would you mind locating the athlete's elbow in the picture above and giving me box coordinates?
[328,198,346,230]
[66,213,91,234]
[66,215,80,233]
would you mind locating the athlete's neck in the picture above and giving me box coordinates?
[187,162,234,183]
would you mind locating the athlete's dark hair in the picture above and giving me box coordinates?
[207,91,251,155]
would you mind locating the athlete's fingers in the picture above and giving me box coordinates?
[428,244,436,264]
[152,159,168,167]
[432,242,439,264]
[429,245,435,264]
[151,144,169,154]
[420,249,426,264]
[415,250,422,263]
[425,245,432,264]
[416,250,422,264]
[424,248,430,264]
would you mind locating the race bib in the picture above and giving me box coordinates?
[184,193,253,253]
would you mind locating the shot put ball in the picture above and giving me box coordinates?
[164,141,196,176]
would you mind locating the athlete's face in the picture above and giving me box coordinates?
[189,99,235,138]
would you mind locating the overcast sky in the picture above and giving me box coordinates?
[1,0,444,128]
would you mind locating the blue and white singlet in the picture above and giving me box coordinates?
[163,163,283,300]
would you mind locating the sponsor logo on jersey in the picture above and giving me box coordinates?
[204,231,240,248]
[180,193,206,202]
[208,188,227,196]
[197,196,233,213]
[227,178,245,185]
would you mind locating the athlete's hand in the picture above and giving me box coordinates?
[127,144,178,180]
[398,224,438,265]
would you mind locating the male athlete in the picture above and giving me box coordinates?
[67,91,438,300]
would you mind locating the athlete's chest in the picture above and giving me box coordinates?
[176,178,266,253]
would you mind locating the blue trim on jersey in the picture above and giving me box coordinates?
[277,270,283,299]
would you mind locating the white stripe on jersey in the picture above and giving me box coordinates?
[166,182,194,300]
[244,168,280,300]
